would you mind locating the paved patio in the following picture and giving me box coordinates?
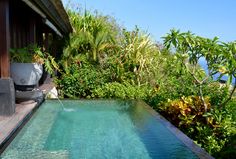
[0,80,54,151]
[0,101,37,146]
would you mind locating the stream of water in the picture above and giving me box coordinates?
[48,91,75,112]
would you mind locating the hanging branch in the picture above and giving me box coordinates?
[220,75,236,108]
[184,63,209,112]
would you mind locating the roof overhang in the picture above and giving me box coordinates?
[21,0,72,36]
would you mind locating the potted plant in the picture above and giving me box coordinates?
[10,44,59,91]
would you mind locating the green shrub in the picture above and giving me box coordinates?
[215,134,236,159]
[156,96,236,156]
[157,96,211,127]
[93,81,154,100]
[203,82,229,107]
[56,64,110,98]
[148,72,197,107]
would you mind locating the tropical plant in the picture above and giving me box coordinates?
[157,96,236,156]
[109,27,160,85]
[10,44,59,75]
[163,29,235,110]
[93,81,154,100]
[56,62,110,98]
[61,10,119,73]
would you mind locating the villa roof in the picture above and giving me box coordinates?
[23,0,72,35]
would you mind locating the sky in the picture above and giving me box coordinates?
[62,0,236,43]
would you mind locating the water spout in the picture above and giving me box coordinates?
[45,88,75,112]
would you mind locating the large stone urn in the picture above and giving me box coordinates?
[10,63,43,91]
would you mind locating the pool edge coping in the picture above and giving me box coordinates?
[0,98,45,154]
[137,100,214,159]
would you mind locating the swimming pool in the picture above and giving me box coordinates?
[1,100,211,159]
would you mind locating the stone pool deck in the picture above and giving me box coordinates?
[0,80,54,152]
[0,101,38,148]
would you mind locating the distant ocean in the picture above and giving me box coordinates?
[198,57,234,84]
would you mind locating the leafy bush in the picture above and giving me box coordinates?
[195,108,236,156]
[215,134,236,159]
[158,96,211,127]
[56,63,110,98]
[203,82,229,106]
[148,58,198,107]
[93,81,154,100]
[156,96,236,156]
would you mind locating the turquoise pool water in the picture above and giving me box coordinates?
[1,100,199,159]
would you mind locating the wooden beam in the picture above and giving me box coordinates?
[44,32,49,52]
[0,0,10,78]
[29,18,36,44]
